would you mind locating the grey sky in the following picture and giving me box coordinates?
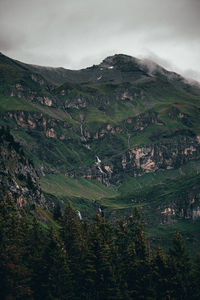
[0,0,200,81]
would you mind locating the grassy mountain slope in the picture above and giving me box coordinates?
[0,52,200,250]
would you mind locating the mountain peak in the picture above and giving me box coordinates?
[100,53,139,67]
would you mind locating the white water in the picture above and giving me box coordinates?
[77,210,82,220]
[96,156,104,174]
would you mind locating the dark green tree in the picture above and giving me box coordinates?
[0,192,31,299]
[38,227,73,300]
[75,219,97,300]
[114,217,131,299]
[167,233,191,300]
[87,212,120,300]
[53,202,62,221]
[127,208,147,259]
[60,202,82,255]
[25,217,47,299]
[60,202,84,299]
[151,246,172,300]
[191,252,200,300]
[115,209,151,299]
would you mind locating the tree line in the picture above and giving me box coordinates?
[0,192,200,300]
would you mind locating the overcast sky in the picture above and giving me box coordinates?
[0,0,200,81]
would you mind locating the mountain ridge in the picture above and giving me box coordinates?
[2,52,200,93]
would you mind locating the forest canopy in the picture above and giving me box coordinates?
[0,192,200,300]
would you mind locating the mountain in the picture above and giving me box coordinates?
[0,52,200,251]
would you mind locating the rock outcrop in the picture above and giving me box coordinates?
[0,127,46,209]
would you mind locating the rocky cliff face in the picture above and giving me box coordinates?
[8,80,56,107]
[159,187,200,224]
[67,133,200,185]
[112,135,200,180]
[5,110,72,139]
[0,127,46,209]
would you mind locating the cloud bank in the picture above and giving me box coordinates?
[0,0,200,80]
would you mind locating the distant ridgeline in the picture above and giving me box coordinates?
[0,52,200,252]
[0,195,200,300]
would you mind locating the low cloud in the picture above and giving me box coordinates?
[182,69,200,83]
[0,0,199,81]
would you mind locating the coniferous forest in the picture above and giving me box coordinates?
[0,192,200,300]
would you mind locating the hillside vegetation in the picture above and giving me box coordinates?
[0,52,200,251]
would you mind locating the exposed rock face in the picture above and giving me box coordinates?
[0,127,46,209]
[64,96,87,109]
[9,84,55,106]
[46,128,56,138]
[115,135,200,178]
[70,134,200,187]
[159,186,200,224]
[77,111,163,143]
[5,111,73,140]
[0,58,56,107]
[3,97,200,193]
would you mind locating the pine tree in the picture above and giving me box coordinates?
[60,202,83,256]
[76,220,97,300]
[151,246,172,300]
[191,252,200,300]
[125,242,151,300]
[168,233,191,300]
[115,209,151,299]
[60,202,84,299]
[88,212,120,300]
[0,192,31,299]
[38,227,73,300]
[127,208,147,260]
[26,217,47,299]
[114,217,131,299]
[53,202,62,221]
